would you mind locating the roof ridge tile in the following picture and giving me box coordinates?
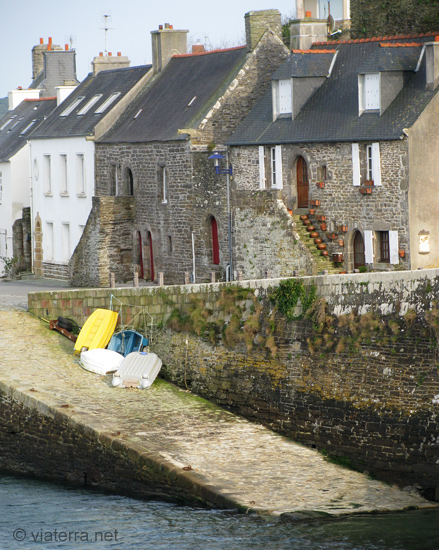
[172,45,246,58]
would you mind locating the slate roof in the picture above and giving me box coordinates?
[0,98,57,162]
[358,43,422,73]
[30,65,151,139]
[228,35,439,145]
[99,47,247,144]
[271,50,337,79]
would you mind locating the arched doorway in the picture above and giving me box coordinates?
[135,231,144,279]
[145,231,154,281]
[353,231,365,268]
[297,156,309,208]
[210,216,220,265]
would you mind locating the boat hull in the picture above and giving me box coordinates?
[112,352,162,389]
[74,309,118,354]
[79,348,124,375]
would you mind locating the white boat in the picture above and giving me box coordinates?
[79,348,124,375]
[112,351,162,389]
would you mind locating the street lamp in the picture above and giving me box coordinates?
[208,150,233,281]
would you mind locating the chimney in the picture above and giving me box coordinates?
[31,37,63,80]
[41,49,78,97]
[426,39,439,91]
[192,41,205,55]
[91,52,131,75]
[244,9,282,52]
[8,88,40,110]
[151,24,188,73]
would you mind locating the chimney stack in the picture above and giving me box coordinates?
[151,24,188,73]
[91,52,131,75]
[32,37,63,80]
[244,9,282,52]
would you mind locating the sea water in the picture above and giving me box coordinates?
[1,473,438,550]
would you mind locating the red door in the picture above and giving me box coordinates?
[138,232,144,279]
[297,156,309,208]
[211,217,220,265]
[146,232,154,281]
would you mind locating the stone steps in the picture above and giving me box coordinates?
[293,214,343,274]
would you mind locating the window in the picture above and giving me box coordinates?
[110,164,118,196]
[359,73,380,113]
[77,94,102,115]
[317,165,327,182]
[95,92,121,114]
[157,166,167,203]
[20,119,37,135]
[352,143,381,186]
[0,116,16,131]
[125,168,134,196]
[62,223,70,262]
[378,231,390,263]
[76,154,85,195]
[45,222,54,260]
[43,155,52,194]
[363,230,399,264]
[167,235,173,255]
[278,79,292,115]
[9,117,24,130]
[60,154,68,194]
[258,145,283,190]
[60,96,85,117]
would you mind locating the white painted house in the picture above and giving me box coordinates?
[29,60,152,278]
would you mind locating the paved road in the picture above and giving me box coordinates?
[0,277,70,311]
[0,302,435,515]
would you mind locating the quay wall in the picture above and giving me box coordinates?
[28,269,439,499]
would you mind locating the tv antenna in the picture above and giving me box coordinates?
[100,13,113,55]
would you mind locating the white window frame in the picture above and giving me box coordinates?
[77,94,103,115]
[352,142,381,186]
[359,73,380,114]
[95,92,121,114]
[76,154,86,196]
[60,96,85,117]
[161,167,168,204]
[43,154,52,194]
[60,154,68,195]
[259,146,266,189]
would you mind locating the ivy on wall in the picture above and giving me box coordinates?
[351,0,439,38]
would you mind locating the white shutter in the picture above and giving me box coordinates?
[352,143,360,186]
[371,142,381,186]
[278,79,292,114]
[364,230,374,263]
[259,146,266,189]
[275,145,283,189]
[389,231,399,264]
[365,73,380,110]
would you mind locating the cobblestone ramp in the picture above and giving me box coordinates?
[0,310,435,516]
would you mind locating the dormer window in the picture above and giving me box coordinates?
[359,73,380,114]
[278,80,292,115]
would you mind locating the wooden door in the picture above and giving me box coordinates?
[297,156,309,208]
[354,231,365,268]
[137,231,144,279]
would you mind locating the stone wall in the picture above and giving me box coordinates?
[28,269,439,498]
[231,139,410,273]
[69,196,136,287]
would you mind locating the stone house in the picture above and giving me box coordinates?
[29,57,152,279]
[228,33,439,276]
[70,10,289,286]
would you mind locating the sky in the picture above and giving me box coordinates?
[0,0,296,98]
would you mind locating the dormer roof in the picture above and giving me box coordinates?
[358,43,422,73]
[229,34,439,145]
[272,49,337,79]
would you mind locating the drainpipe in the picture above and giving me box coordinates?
[192,231,196,283]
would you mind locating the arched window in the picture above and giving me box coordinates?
[211,216,220,265]
[353,231,365,268]
[124,168,134,196]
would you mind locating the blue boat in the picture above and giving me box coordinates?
[107,330,149,357]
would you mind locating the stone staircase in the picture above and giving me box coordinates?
[293,209,344,275]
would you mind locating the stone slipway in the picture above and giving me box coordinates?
[0,310,435,517]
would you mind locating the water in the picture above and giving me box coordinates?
[1,474,438,550]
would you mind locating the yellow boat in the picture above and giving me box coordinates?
[74,308,118,355]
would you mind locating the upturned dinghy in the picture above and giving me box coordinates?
[79,348,124,375]
[112,351,162,389]
[107,330,149,357]
[74,308,118,354]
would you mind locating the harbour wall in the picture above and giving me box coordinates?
[28,269,439,499]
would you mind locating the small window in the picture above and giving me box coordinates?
[0,116,16,131]
[270,147,276,187]
[125,168,134,196]
[9,117,24,131]
[45,221,54,260]
[77,94,103,115]
[20,119,37,135]
[76,154,85,195]
[60,96,85,117]
[60,154,68,194]
[158,166,167,203]
[317,165,327,182]
[167,235,173,255]
[278,79,292,115]
[94,92,121,114]
[62,223,70,262]
[259,146,283,190]
[43,155,52,194]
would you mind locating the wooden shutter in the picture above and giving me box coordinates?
[371,142,381,186]
[259,146,266,189]
[278,80,292,114]
[352,143,360,186]
[389,230,399,264]
[275,145,283,189]
[364,230,374,263]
